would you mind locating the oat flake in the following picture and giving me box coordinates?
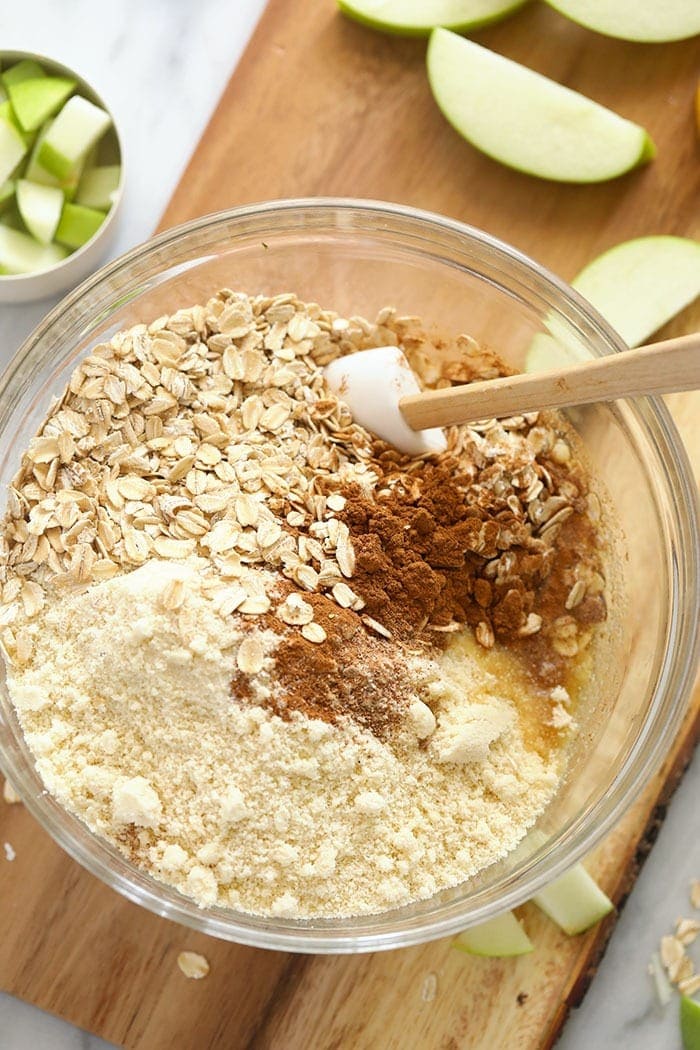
[177,951,210,980]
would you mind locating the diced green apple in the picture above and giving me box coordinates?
[0,114,27,187]
[426,29,655,183]
[1,203,25,230]
[38,96,111,181]
[1,60,46,89]
[76,164,120,209]
[337,0,528,36]
[0,223,67,274]
[572,236,700,348]
[8,76,76,133]
[532,863,613,935]
[24,120,59,184]
[453,910,534,956]
[0,179,15,211]
[544,0,700,42]
[16,179,64,245]
[25,120,83,199]
[55,201,105,248]
[681,996,700,1050]
[0,100,33,146]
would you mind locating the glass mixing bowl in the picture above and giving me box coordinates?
[0,200,697,954]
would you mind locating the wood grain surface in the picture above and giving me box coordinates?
[1,1,699,1047]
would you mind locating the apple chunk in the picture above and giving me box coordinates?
[38,96,111,181]
[76,164,120,210]
[337,0,528,36]
[1,60,45,89]
[55,202,105,249]
[0,179,15,210]
[24,120,83,197]
[0,114,27,186]
[8,76,76,133]
[426,29,655,182]
[681,996,700,1050]
[533,863,613,935]
[453,910,534,956]
[544,0,700,42]
[0,223,67,274]
[16,180,64,245]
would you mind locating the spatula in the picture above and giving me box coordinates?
[324,333,699,456]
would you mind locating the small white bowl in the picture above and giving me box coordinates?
[0,50,124,303]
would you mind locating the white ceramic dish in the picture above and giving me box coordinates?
[0,49,124,303]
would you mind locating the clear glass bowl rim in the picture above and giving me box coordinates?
[0,197,697,954]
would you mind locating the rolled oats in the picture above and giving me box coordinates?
[177,951,210,980]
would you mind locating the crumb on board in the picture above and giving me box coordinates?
[2,779,21,805]
[691,879,700,910]
[177,951,210,980]
[421,972,438,1003]
[4,841,16,862]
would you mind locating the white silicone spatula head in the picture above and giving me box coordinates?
[324,346,448,456]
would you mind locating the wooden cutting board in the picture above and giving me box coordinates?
[1,2,699,1047]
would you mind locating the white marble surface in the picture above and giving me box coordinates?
[0,2,698,1048]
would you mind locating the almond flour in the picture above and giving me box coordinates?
[0,291,613,918]
[7,559,559,916]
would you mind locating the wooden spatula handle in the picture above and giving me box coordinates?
[399,334,700,430]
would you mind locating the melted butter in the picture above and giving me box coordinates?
[440,629,590,760]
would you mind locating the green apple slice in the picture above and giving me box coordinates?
[8,76,76,133]
[76,164,120,209]
[681,996,700,1050]
[38,96,111,181]
[337,0,528,36]
[524,332,590,373]
[16,179,64,245]
[525,236,700,373]
[572,236,700,348]
[453,910,534,956]
[0,223,67,274]
[426,29,655,182]
[55,201,105,249]
[648,951,672,1008]
[0,114,27,187]
[1,60,46,89]
[544,0,700,43]
[532,863,613,935]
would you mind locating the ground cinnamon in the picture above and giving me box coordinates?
[231,586,419,738]
[337,443,607,688]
